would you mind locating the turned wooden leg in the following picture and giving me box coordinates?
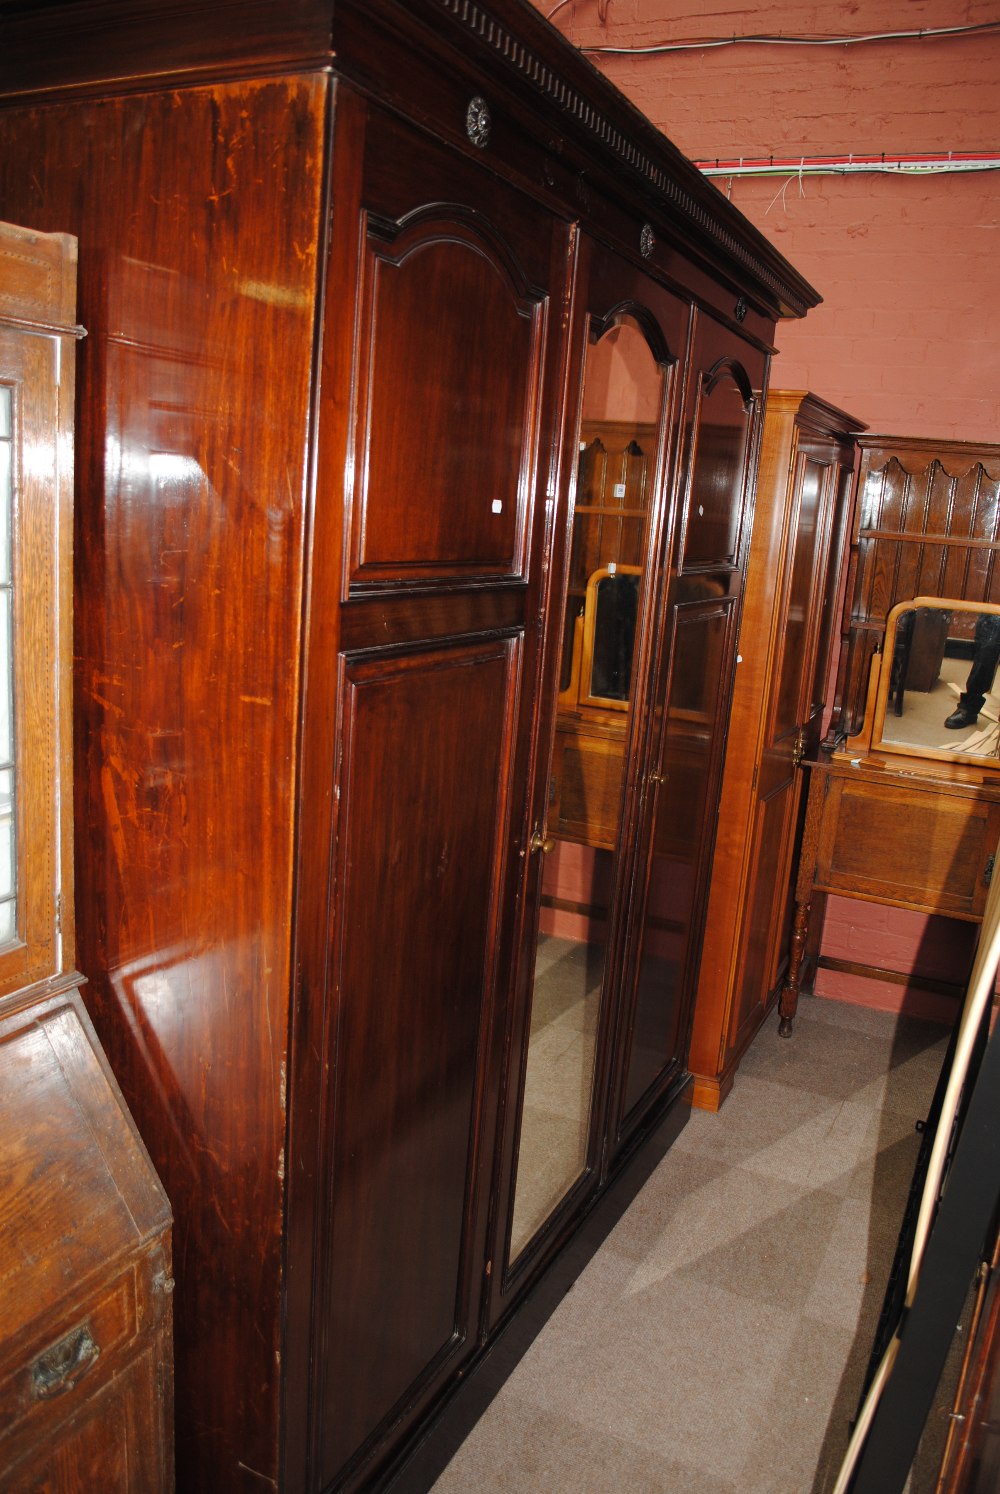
[778,899,811,1038]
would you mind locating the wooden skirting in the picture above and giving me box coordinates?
[816,955,969,1000]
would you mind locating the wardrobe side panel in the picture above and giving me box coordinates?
[0,78,328,1491]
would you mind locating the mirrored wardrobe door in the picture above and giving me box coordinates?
[489,247,691,1307]
[615,321,768,1144]
[508,315,661,1261]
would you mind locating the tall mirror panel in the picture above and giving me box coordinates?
[509,315,664,1258]
[619,344,761,1130]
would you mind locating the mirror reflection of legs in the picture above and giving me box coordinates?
[509,840,608,1259]
[879,603,1000,759]
[889,649,1000,756]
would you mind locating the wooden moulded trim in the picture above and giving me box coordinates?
[0,313,86,342]
[418,0,819,319]
[856,531,1000,550]
[817,955,967,1001]
[0,0,821,324]
[778,388,867,442]
[858,434,1000,479]
[0,0,338,101]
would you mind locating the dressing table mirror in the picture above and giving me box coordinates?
[846,597,1000,772]
[559,562,643,717]
[582,563,642,707]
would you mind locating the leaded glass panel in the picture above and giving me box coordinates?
[0,388,15,944]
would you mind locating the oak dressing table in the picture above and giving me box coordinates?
[779,598,1000,1034]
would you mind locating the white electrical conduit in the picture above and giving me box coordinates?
[550,19,1000,52]
[696,155,1000,178]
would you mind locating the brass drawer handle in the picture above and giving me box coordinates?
[31,1324,100,1400]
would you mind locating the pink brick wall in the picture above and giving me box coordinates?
[736,173,999,437]
[537,0,1000,438]
[533,0,1000,1014]
[813,896,977,1022]
[554,0,998,162]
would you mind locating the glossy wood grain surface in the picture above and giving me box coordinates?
[0,220,173,1491]
[0,78,327,1491]
[6,1343,169,1494]
[328,0,816,324]
[0,991,171,1344]
[0,219,79,327]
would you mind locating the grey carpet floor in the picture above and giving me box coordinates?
[433,993,950,1492]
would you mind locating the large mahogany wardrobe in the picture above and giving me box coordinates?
[0,2,817,1489]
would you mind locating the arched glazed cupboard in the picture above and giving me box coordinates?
[0,0,817,1488]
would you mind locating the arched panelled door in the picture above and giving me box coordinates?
[310,97,574,1487]
[487,233,692,1323]
[610,328,767,1155]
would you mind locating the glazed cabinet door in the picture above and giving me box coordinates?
[612,313,767,1146]
[293,91,575,1490]
[0,230,77,999]
[486,233,690,1320]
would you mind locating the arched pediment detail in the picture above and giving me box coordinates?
[367,203,542,310]
[589,299,678,370]
[702,356,755,413]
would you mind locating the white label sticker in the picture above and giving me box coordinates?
[613,483,627,498]
[491,499,503,514]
